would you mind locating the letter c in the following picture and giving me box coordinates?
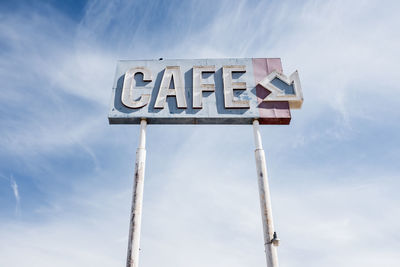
[121,67,152,109]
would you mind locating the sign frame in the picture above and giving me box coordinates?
[108,58,303,125]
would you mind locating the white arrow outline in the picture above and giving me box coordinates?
[258,70,303,109]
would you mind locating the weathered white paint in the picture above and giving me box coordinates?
[122,67,152,109]
[154,66,187,108]
[222,65,250,108]
[109,58,302,124]
[253,119,279,267]
[258,70,303,109]
[192,65,216,108]
[126,119,147,267]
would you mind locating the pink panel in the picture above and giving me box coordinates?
[252,58,291,125]
[266,58,283,73]
[253,58,269,83]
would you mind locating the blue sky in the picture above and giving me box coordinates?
[0,0,399,266]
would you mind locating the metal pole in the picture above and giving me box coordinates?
[126,119,147,267]
[253,119,279,267]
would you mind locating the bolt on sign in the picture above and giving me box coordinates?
[108,58,303,125]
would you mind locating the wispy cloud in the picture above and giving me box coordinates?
[9,176,20,215]
[0,175,21,216]
[0,0,399,266]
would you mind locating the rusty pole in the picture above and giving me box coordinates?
[126,119,147,267]
[253,119,279,267]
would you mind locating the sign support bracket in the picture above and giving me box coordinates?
[126,119,147,267]
[253,119,279,267]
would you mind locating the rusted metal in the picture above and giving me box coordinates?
[126,119,147,267]
[253,119,279,267]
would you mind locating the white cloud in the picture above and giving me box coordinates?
[1,0,399,267]
[1,141,399,267]
[0,175,21,216]
[9,176,20,215]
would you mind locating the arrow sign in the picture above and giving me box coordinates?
[258,70,303,109]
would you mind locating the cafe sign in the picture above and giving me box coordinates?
[108,58,303,125]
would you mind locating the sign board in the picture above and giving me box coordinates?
[108,58,303,125]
